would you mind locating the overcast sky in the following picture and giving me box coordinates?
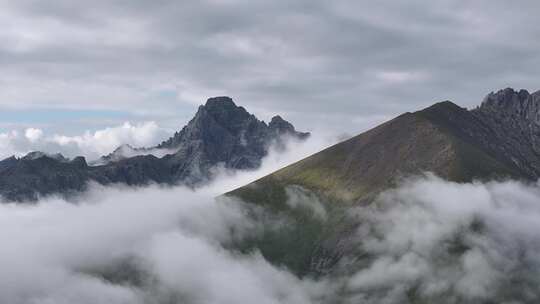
[1,0,539,137]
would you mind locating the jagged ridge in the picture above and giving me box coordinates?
[0,97,309,201]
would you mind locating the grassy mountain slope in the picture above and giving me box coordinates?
[225,101,533,278]
[230,101,524,206]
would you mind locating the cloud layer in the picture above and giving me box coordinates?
[2,0,540,133]
[2,168,540,303]
[0,185,317,304]
[345,175,540,303]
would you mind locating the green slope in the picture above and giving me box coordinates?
[229,101,523,206]
[224,101,529,278]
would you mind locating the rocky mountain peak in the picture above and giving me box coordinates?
[0,96,309,201]
[269,115,288,127]
[480,88,529,108]
[269,115,310,139]
[159,96,308,148]
[477,88,540,125]
[194,96,257,135]
[22,151,68,162]
[71,156,88,168]
[204,96,237,108]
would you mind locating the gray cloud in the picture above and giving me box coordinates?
[1,0,539,134]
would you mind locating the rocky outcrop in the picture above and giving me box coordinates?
[158,96,308,169]
[154,96,309,182]
[0,97,309,202]
[471,88,540,177]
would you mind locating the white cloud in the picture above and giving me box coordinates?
[0,130,20,156]
[0,183,320,304]
[0,133,339,303]
[345,175,540,302]
[24,127,43,142]
[375,70,428,83]
[203,133,338,195]
[51,121,168,157]
[0,121,171,161]
[2,133,540,303]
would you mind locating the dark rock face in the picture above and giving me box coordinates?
[0,97,309,202]
[0,154,91,201]
[472,88,540,177]
[157,96,309,180]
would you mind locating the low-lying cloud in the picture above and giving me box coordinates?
[3,159,540,303]
[0,133,339,304]
[346,174,540,303]
[0,185,318,304]
[205,133,338,195]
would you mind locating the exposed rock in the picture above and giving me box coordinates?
[22,151,68,162]
[156,96,310,180]
[0,96,309,202]
[472,88,540,177]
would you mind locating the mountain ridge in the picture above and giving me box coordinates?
[224,88,540,279]
[230,89,540,206]
[0,97,309,202]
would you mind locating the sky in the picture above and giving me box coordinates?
[1,0,540,157]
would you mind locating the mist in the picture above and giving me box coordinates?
[0,185,318,304]
[3,139,540,304]
[0,133,337,304]
[345,174,540,303]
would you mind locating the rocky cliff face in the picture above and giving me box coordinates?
[157,96,308,179]
[472,88,540,177]
[0,97,309,202]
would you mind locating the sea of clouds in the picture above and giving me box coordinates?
[1,133,540,303]
[346,175,540,303]
[0,134,337,304]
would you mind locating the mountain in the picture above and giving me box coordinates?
[226,88,540,277]
[92,144,176,166]
[0,97,309,201]
[231,88,540,205]
[155,96,309,180]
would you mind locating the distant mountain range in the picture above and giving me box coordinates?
[0,96,309,201]
[3,88,540,205]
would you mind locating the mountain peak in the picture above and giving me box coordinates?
[155,96,309,176]
[270,115,285,124]
[191,96,253,133]
[477,87,540,125]
[22,151,68,162]
[269,115,310,139]
[481,87,530,109]
[204,96,236,108]
[269,115,292,129]
[420,100,463,112]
